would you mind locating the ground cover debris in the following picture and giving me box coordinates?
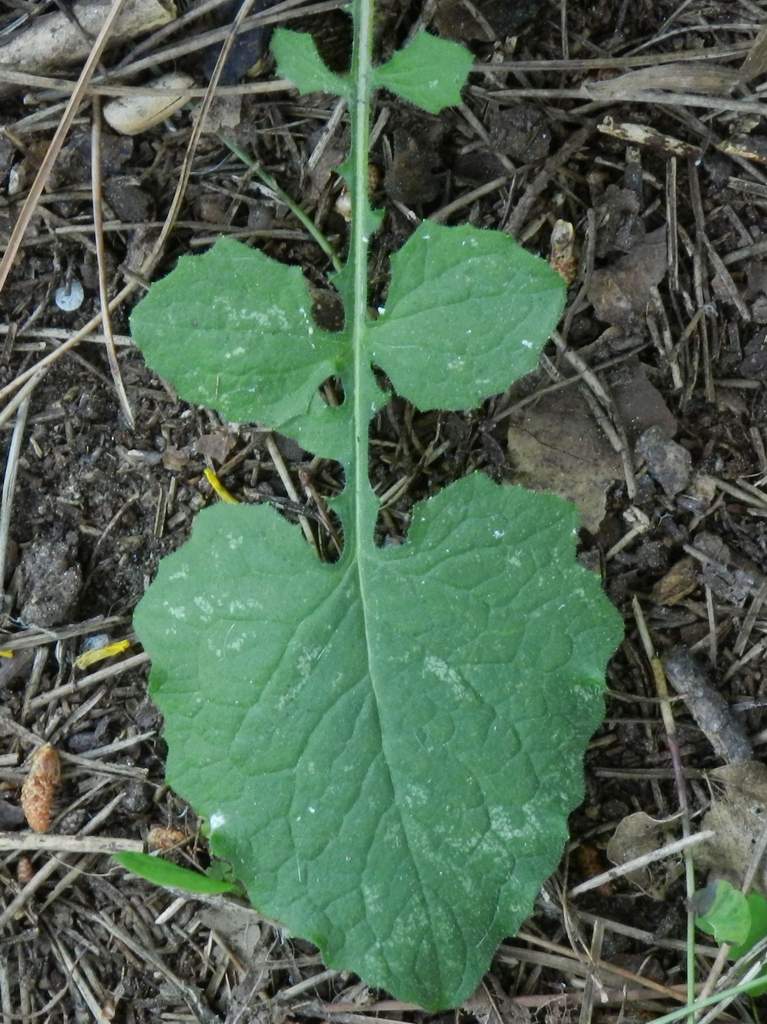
[2,0,767,1020]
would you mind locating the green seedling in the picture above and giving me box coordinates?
[694,879,767,995]
[127,0,622,1009]
[114,852,238,896]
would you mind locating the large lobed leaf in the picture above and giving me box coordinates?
[135,473,621,1009]
[131,217,622,1007]
[131,22,622,1002]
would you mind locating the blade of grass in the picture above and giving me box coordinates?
[649,972,767,1024]
[218,134,342,272]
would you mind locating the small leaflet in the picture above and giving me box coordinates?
[370,221,566,410]
[272,29,350,98]
[372,32,474,113]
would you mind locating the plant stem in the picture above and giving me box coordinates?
[647,973,767,1024]
[218,133,342,272]
[349,0,377,547]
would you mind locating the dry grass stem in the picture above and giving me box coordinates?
[568,830,714,897]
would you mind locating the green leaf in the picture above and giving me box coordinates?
[370,221,566,410]
[114,851,237,895]
[695,881,767,996]
[372,32,474,113]
[272,29,350,97]
[130,237,351,462]
[696,880,767,957]
[695,880,753,947]
[737,892,767,961]
[135,473,622,1010]
[132,3,621,1009]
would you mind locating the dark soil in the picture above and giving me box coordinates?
[3,0,767,1021]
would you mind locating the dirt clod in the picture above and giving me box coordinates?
[695,531,761,607]
[608,359,678,441]
[739,329,767,379]
[594,184,645,256]
[103,176,154,223]
[636,426,692,498]
[0,797,26,830]
[489,104,551,162]
[384,133,442,206]
[17,536,83,627]
[588,227,667,326]
[433,0,543,40]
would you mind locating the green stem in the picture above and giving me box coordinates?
[218,133,342,272]
[648,974,767,1024]
[349,0,377,547]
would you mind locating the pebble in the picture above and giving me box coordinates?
[54,279,84,312]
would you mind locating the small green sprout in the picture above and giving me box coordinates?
[114,852,238,896]
[695,879,767,995]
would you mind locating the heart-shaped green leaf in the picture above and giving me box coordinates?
[131,237,351,462]
[135,473,620,1009]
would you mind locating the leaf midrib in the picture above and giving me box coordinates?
[347,0,441,984]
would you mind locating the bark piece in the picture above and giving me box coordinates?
[608,358,677,442]
[664,649,752,763]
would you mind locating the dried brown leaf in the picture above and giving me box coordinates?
[607,811,678,898]
[695,762,767,893]
[586,63,740,99]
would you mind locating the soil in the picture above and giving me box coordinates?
[3,0,767,1021]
